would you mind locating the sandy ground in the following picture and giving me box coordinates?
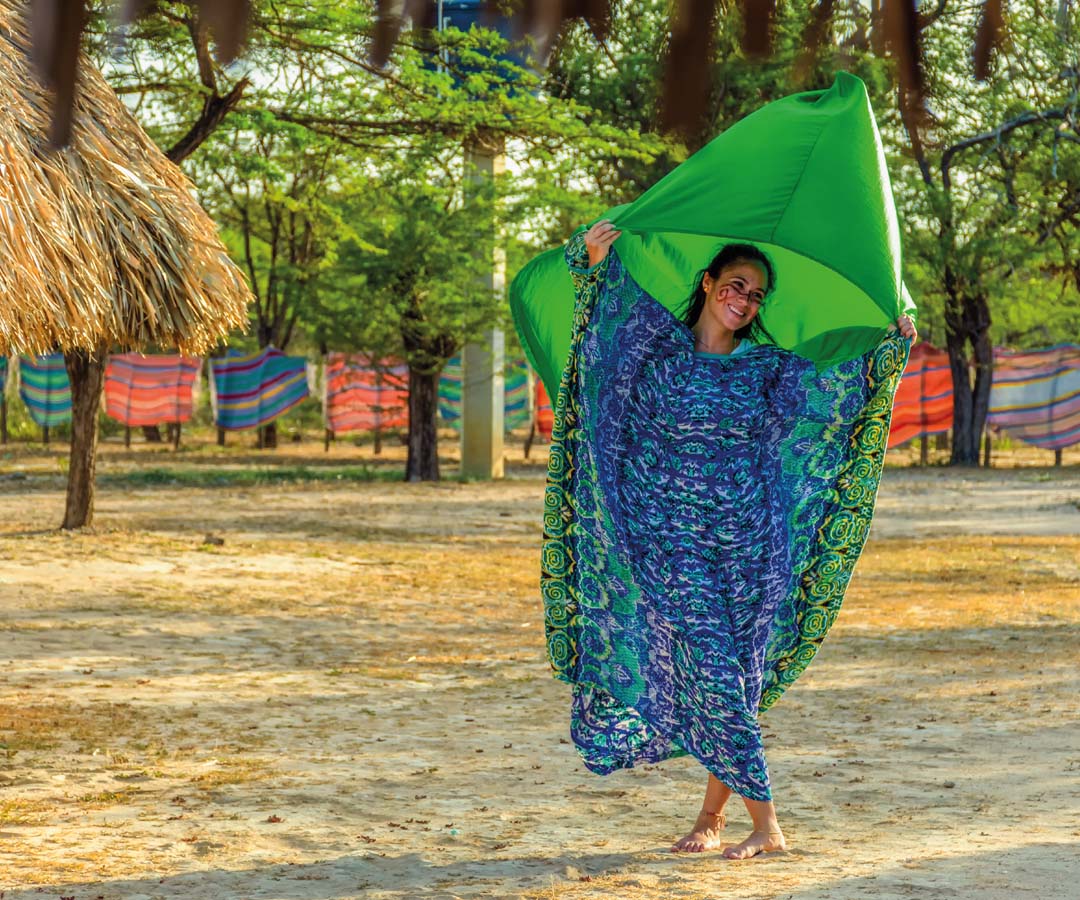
[0,440,1079,899]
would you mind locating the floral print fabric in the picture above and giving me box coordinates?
[540,233,908,800]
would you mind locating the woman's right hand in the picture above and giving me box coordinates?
[584,219,621,268]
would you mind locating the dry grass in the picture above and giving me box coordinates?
[0,1,249,356]
[76,787,144,806]
[0,798,53,826]
[845,535,1080,629]
[0,468,1078,897]
[189,757,272,790]
[1,701,145,753]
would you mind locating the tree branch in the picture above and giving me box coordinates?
[1037,188,1080,245]
[166,77,250,163]
[941,108,1066,189]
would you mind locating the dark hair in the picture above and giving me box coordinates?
[681,243,776,341]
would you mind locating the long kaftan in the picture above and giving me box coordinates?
[540,233,908,801]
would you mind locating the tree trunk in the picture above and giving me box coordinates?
[260,422,278,449]
[524,420,536,460]
[400,291,455,481]
[945,291,993,466]
[405,366,439,481]
[166,79,250,164]
[945,328,976,464]
[971,325,993,462]
[62,346,107,530]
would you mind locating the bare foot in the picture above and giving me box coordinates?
[722,827,786,860]
[671,810,726,853]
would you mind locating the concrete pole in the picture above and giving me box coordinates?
[461,138,505,480]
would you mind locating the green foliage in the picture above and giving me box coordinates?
[885,3,1080,349]
[89,0,1078,366]
[97,464,392,488]
[94,3,662,366]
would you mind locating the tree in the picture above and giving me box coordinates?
[44,1,1021,150]
[308,143,512,480]
[96,5,658,468]
[193,113,368,446]
[892,4,1079,463]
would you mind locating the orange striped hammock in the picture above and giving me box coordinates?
[887,342,953,448]
[323,354,409,433]
[104,353,201,426]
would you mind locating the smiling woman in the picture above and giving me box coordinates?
[512,72,917,861]
[548,229,909,857]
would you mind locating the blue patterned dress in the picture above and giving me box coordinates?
[540,234,908,801]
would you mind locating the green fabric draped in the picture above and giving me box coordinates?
[510,72,917,400]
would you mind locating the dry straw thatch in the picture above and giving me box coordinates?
[0,1,250,357]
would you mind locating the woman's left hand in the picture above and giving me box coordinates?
[896,315,917,341]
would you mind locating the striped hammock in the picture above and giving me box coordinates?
[104,353,201,427]
[19,354,71,427]
[988,344,1080,450]
[210,347,310,431]
[324,354,409,433]
[888,342,953,447]
[438,356,533,431]
[535,378,553,439]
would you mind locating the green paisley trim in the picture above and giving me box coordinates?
[540,244,609,685]
[758,333,908,711]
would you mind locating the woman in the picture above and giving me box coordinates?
[542,218,915,859]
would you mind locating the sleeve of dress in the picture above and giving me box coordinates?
[756,332,910,711]
[541,231,689,695]
[564,228,606,292]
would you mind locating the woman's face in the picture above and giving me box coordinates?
[701,261,768,332]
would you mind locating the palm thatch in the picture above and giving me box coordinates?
[0,0,250,358]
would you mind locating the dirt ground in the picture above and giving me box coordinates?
[1,438,1079,899]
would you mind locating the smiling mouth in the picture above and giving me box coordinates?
[725,303,748,318]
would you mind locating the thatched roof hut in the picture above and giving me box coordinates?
[0,0,250,357]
